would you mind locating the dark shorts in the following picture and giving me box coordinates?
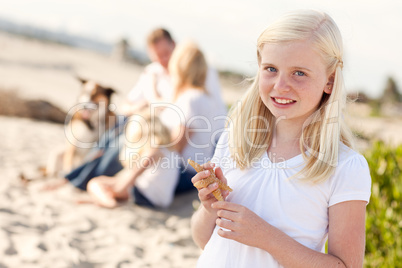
[132,187,155,208]
[175,163,197,194]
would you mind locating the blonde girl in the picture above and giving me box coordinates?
[87,112,179,208]
[191,10,371,267]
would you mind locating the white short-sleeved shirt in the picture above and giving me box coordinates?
[197,130,372,268]
[127,64,225,108]
[127,62,173,104]
[159,89,227,164]
[133,148,180,208]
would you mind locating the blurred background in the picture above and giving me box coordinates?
[0,0,401,97]
[0,1,400,267]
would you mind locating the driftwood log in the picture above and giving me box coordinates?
[0,89,66,124]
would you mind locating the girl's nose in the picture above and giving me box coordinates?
[273,74,291,93]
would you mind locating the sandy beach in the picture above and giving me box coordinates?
[0,115,204,268]
[0,31,248,268]
[0,32,196,268]
[0,31,401,268]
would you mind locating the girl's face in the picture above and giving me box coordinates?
[258,39,332,123]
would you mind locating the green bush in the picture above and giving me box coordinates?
[364,141,402,267]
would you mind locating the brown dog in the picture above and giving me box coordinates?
[74,77,117,132]
[45,78,118,178]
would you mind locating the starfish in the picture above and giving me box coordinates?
[188,159,232,201]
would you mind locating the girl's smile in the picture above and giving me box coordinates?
[271,97,297,105]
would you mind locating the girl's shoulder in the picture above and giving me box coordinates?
[327,143,372,206]
[337,143,369,169]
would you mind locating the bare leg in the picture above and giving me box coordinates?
[40,178,69,191]
[87,176,128,208]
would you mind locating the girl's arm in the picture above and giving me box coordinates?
[191,166,229,249]
[191,183,220,249]
[170,125,189,154]
[113,148,163,195]
[212,200,367,267]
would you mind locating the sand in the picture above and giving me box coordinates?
[0,114,211,268]
[0,31,401,268]
[0,115,203,268]
[0,32,220,268]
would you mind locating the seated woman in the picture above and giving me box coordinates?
[160,40,227,193]
[87,112,179,208]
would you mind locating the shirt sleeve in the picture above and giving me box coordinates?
[329,153,372,207]
[126,72,148,104]
[166,92,197,128]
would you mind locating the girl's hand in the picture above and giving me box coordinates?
[212,201,270,249]
[191,163,230,215]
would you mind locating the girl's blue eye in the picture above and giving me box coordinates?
[294,71,305,76]
[266,67,277,72]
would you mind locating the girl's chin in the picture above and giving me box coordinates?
[267,106,291,119]
[272,114,292,120]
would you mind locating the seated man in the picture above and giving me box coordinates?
[123,28,176,115]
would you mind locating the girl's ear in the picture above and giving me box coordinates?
[324,73,335,94]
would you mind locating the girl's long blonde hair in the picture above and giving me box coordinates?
[229,10,354,183]
[168,40,208,100]
[120,111,171,168]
